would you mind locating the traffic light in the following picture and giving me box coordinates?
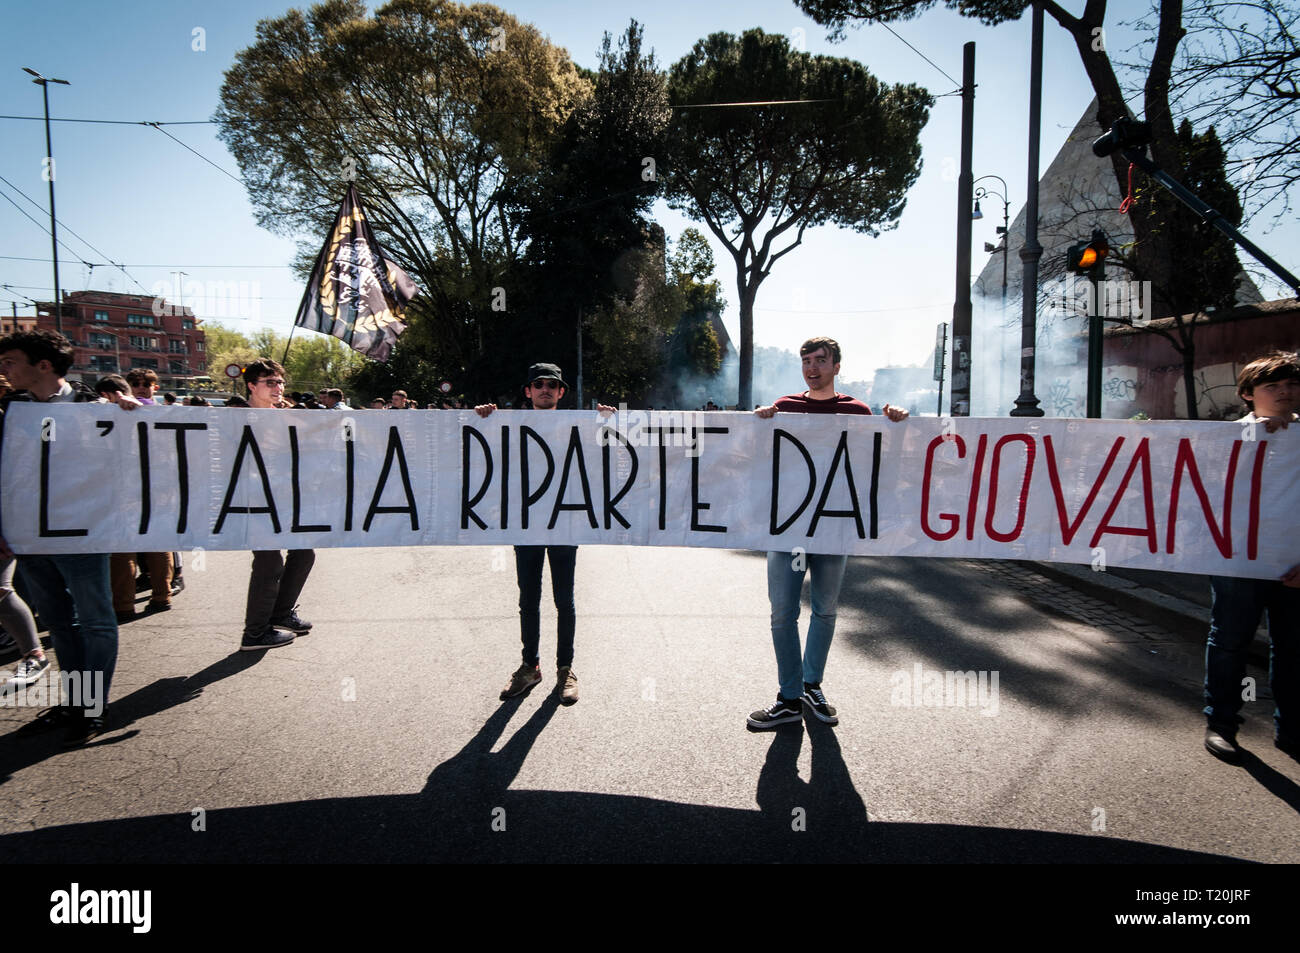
[1066,229,1110,274]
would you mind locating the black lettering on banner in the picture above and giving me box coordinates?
[870,431,881,539]
[690,426,728,533]
[520,426,554,530]
[770,429,816,535]
[96,420,113,436]
[38,430,88,538]
[289,426,331,533]
[461,426,492,530]
[549,427,597,530]
[601,428,639,530]
[364,426,418,531]
[154,422,207,533]
[650,425,684,531]
[137,421,151,534]
[214,425,281,534]
[500,426,510,530]
[344,432,355,532]
[808,431,865,539]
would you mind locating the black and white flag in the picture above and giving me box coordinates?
[292,185,419,362]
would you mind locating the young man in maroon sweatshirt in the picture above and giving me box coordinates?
[748,336,909,730]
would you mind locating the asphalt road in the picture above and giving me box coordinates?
[1,545,1295,863]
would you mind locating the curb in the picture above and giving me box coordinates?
[1023,561,1270,666]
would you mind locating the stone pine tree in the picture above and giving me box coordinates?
[663,29,931,409]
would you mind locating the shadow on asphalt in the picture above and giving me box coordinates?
[0,652,266,786]
[0,700,1250,863]
[738,553,1205,722]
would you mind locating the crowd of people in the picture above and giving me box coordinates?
[0,326,1296,764]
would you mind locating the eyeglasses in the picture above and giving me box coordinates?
[254,378,286,388]
[530,379,560,390]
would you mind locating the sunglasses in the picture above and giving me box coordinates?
[254,378,286,387]
[530,379,561,390]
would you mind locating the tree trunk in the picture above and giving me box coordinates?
[1181,332,1199,420]
[737,280,757,410]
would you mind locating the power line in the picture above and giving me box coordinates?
[0,172,153,296]
[0,187,95,269]
[0,256,291,268]
[874,20,961,91]
[146,122,245,186]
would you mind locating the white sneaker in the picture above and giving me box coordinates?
[7,654,50,687]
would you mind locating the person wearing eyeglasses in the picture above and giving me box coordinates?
[475,363,614,705]
[238,359,314,651]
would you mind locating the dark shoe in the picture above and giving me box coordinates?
[17,706,75,735]
[557,665,579,705]
[135,574,151,592]
[500,663,542,700]
[145,601,171,614]
[63,713,107,747]
[271,606,312,635]
[801,682,839,725]
[171,575,185,594]
[747,695,803,730]
[115,610,136,625]
[1205,727,1243,764]
[240,627,295,652]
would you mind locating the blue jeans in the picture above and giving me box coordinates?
[1204,575,1299,738]
[767,551,848,700]
[16,553,118,710]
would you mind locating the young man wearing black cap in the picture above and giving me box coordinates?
[475,363,613,705]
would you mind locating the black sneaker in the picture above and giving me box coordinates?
[135,574,151,592]
[63,713,107,748]
[747,695,803,730]
[271,606,312,635]
[240,627,296,652]
[802,682,839,725]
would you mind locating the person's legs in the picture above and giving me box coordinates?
[54,554,117,710]
[0,555,40,657]
[1204,575,1265,735]
[18,556,81,688]
[547,546,577,668]
[244,550,286,639]
[144,552,173,606]
[1263,582,1300,741]
[767,551,808,701]
[110,553,138,614]
[269,550,315,621]
[514,546,545,667]
[802,553,848,687]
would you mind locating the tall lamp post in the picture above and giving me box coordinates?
[23,67,70,336]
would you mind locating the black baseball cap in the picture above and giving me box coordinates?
[525,362,568,389]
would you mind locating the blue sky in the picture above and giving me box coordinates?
[2,0,1296,403]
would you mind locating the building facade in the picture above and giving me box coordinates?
[34,290,208,391]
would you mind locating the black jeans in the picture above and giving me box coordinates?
[243,550,315,639]
[514,545,577,668]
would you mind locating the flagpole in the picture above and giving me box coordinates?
[281,323,296,366]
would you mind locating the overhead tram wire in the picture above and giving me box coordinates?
[146,122,246,186]
[0,173,153,296]
[0,187,95,271]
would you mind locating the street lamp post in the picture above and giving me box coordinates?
[972,175,1010,303]
[22,67,70,336]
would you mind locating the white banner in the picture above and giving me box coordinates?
[1,403,1295,578]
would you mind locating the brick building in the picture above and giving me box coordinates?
[34,290,209,391]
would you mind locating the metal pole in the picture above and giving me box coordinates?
[40,81,62,336]
[1087,263,1104,418]
[1011,3,1045,417]
[951,42,975,417]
